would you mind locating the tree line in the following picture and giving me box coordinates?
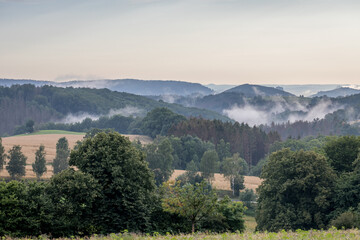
[0,132,245,237]
[0,137,70,179]
[169,117,281,167]
[137,135,248,196]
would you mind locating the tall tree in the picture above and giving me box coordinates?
[69,132,155,233]
[6,145,27,179]
[52,137,70,174]
[32,145,47,179]
[216,139,231,161]
[200,150,219,183]
[256,149,336,231]
[332,152,360,217]
[162,181,218,233]
[0,138,6,171]
[145,138,174,185]
[222,153,245,196]
[324,136,360,173]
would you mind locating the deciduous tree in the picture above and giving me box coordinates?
[200,150,219,183]
[256,149,336,231]
[162,181,218,233]
[69,132,155,233]
[222,153,245,196]
[145,138,174,185]
[324,136,360,173]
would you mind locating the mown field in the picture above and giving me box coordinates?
[0,131,153,179]
[170,170,262,192]
[0,131,262,191]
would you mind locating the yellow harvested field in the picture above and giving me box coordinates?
[0,133,152,179]
[170,169,262,192]
[0,133,261,190]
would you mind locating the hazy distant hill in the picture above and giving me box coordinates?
[311,87,360,98]
[205,84,236,93]
[0,79,52,86]
[224,84,294,97]
[0,78,213,96]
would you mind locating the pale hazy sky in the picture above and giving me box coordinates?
[1,0,360,85]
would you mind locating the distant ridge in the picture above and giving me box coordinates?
[0,78,52,86]
[224,84,294,97]
[311,87,360,98]
[0,78,213,96]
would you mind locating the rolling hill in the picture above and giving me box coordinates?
[0,84,230,136]
[311,87,360,98]
[224,84,294,97]
[0,78,213,96]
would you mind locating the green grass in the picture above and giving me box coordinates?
[244,215,257,233]
[10,229,360,239]
[12,130,85,136]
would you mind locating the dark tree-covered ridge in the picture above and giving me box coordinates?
[0,84,229,136]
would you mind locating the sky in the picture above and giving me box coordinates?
[1,0,360,85]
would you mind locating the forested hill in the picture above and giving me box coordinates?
[224,84,294,97]
[0,84,229,136]
[0,78,213,96]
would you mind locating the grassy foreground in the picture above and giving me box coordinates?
[4,229,360,240]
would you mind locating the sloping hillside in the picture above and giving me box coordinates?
[0,84,229,135]
[311,87,360,98]
[225,84,294,97]
[0,78,213,96]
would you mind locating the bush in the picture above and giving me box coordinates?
[330,211,360,229]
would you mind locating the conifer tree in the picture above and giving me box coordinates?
[32,145,47,179]
[0,138,6,171]
[53,137,70,174]
[6,145,27,179]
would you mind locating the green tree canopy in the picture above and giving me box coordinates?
[52,137,70,174]
[25,120,35,133]
[140,107,186,138]
[69,132,156,233]
[145,138,174,185]
[256,149,336,232]
[0,181,48,237]
[46,169,100,237]
[32,145,47,179]
[200,150,219,183]
[162,181,218,233]
[6,145,27,179]
[216,139,231,161]
[332,152,360,217]
[222,153,245,196]
[324,136,360,173]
